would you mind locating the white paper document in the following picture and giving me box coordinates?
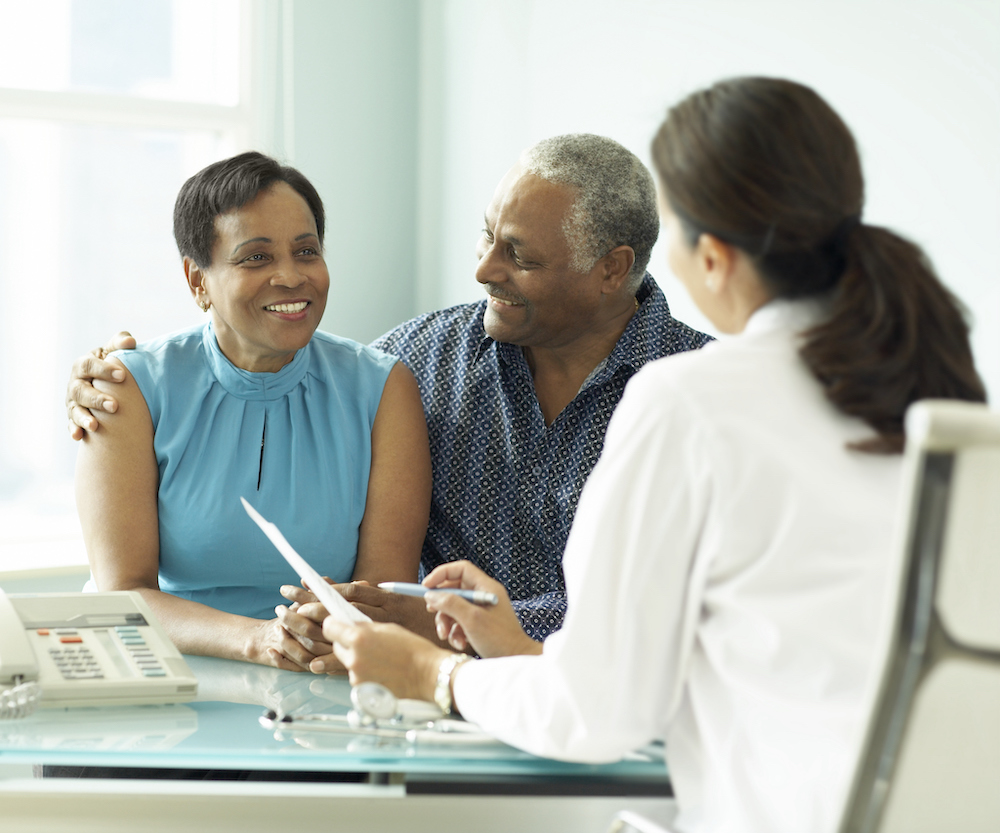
[240,496,370,624]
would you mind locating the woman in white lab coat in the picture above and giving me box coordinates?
[316,77,987,833]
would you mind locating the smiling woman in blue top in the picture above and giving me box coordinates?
[76,152,431,670]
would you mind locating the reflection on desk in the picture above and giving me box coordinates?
[187,653,354,712]
[0,704,198,754]
[0,654,670,791]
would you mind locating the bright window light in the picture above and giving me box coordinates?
[0,0,241,105]
[0,0,255,573]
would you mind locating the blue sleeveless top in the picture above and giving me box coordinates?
[114,323,396,620]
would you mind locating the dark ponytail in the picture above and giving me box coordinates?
[802,225,984,452]
[652,77,986,453]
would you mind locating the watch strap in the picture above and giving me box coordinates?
[434,653,473,715]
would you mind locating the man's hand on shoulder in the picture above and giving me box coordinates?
[66,331,137,440]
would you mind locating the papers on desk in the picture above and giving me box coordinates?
[242,498,503,748]
[240,497,370,624]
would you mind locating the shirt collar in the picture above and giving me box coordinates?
[203,321,311,400]
[470,302,494,365]
[742,295,832,338]
[580,273,660,389]
[470,274,662,382]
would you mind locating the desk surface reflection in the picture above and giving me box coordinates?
[0,655,670,792]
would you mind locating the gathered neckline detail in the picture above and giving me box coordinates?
[202,322,310,401]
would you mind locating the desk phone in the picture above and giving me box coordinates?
[0,589,197,714]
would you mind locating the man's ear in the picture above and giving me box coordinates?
[695,234,737,295]
[598,245,636,295]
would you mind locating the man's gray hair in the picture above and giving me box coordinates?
[520,134,659,293]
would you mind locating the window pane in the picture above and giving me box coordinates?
[0,119,235,570]
[0,0,241,105]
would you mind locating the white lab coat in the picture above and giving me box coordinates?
[455,299,903,833]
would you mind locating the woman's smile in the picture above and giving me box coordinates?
[264,300,310,315]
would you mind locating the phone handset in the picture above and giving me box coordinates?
[0,588,42,719]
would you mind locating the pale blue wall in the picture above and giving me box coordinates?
[413,0,1000,401]
[277,0,421,345]
[280,0,999,397]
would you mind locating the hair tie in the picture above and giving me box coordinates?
[811,214,863,290]
[833,214,862,249]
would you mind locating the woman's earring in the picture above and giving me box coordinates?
[199,298,211,312]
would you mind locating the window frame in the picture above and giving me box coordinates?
[0,0,270,575]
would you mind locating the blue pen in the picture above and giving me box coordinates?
[378,582,499,606]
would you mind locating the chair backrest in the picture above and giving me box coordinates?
[839,400,1000,833]
[608,807,676,833]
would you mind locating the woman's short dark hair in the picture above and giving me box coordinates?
[652,76,985,453]
[173,151,325,268]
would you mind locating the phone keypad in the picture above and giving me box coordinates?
[38,625,169,680]
[47,634,105,680]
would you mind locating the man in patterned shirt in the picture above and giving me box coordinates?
[350,135,711,642]
[66,134,710,648]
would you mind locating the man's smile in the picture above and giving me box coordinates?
[487,293,523,308]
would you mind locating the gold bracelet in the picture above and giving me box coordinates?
[434,653,473,715]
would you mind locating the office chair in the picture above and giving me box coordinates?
[609,400,1000,833]
[839,399,1000,833]
[608,808,674,833]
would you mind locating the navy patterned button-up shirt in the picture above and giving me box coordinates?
[372,274,712,640]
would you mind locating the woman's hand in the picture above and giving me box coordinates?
[274,595,344,674]
[423,561,542,659]
[248,614,330,672]
[322,618,449,701]
[285,576,448,649]
[277,579,361,673]
[278,581,458,673]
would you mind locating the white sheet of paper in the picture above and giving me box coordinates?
[240,496,370,624]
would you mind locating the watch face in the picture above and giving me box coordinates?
[351,682,398,721]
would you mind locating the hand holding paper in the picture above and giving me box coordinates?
[241,497,370,624]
